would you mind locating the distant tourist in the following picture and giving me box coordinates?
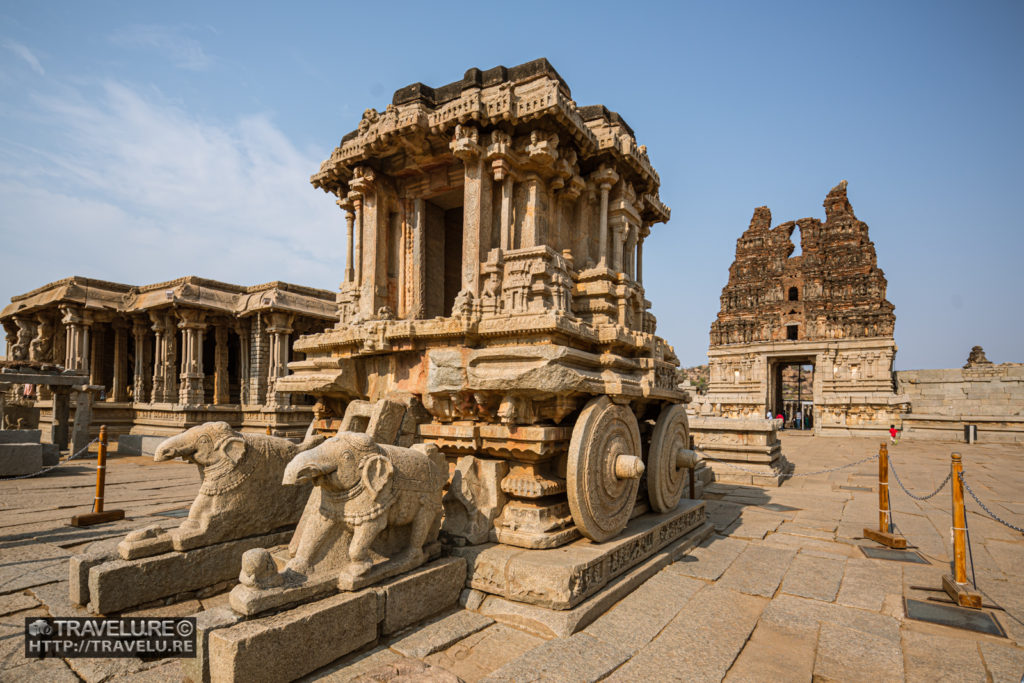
[776,412,784,429]
[889,424,900,444]
[796,409,803,430]
[766,410,773,420]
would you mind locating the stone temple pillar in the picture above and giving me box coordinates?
[177,309,207,406]
[149,311,166,403]
[111,320,129,402]
[265,313,293,407]
[594,168,618,268]
[60,305,89,373]
[339,196,356,284]
[214,325,230,405]
[132,318,150,403]
[235,320,251,405]
[611,223,625,273]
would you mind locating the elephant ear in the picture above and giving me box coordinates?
[221,437,246,466]
[361,454,394,497]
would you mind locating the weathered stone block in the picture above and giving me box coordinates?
[181,607,243,683]
[208,591,378,683]
[116,434,168,457]
[0,429,41,443]
[0,443,42,475]
[377,556,467,635]
[455,500,706,610]
[88,531,292,614]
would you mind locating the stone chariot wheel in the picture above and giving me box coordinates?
[567,396,645,542]
[647,404,692,513]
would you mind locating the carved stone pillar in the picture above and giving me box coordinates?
[177,309,207,406]
[111,320,129,402]
[88,321,102,387]
[452,125,490,296]
[410,198,426,319]
[60,305,89,373]
[29,313,53,363]
[611,223,626,273]
[520,174,544,249]
[339,196,356,283]
[493,161,516,251]
[149,311,166,403]
[214,325,230,405]
[132,318,149,403]
[637,224,649,285]
[350,169,384,319]
[163,312,179,402]
[352,193,363,286]
[625,226,637,280]
[234,320,251,405]
[265,313,293,407]
[593,167,619,269]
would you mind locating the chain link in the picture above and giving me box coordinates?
[709,452,878,478]
[960,472,1024,534]
[887,456,951,501]
[0,438,98,480]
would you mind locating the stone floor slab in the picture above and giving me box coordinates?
[814,620,904,682]
[979,640,1024,683]
[717,544,796,598]
[779,553,846,602]
[423,623,545,682]
[836,557,903,612]
[584,568,705,653]
[723,620,817,682]
[901,628,986,683]
[482,632,630,683]
[606,585,767,682]
[668,534,748,581]
[391,610,494,659]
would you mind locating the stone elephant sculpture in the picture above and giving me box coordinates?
[142,422,321,552]
[282,431,445,588]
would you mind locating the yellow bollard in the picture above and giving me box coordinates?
[71,425,125,527]
[864,443,907,549]
[266,424,272,436]
[942,453,982,608]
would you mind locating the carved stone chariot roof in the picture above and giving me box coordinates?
[311,58,669,225]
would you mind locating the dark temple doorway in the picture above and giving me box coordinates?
[769,358,814,430]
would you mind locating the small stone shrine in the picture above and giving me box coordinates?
[700,181,908,436]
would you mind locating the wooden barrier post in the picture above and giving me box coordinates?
[942,452,982,608]
[266,424,272,436]
[864,443,907,548]
[71,426,125,527]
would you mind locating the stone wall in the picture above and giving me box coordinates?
[897,360,1024,442]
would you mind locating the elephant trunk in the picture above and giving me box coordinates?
[154,432,194,462]
[283,445,337,486]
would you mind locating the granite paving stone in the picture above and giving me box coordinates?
[779,553,846,602]
[979,640,1024,683]
[584,568,705,653]
[723,620,817,682]
[423,623,546,682]
[391,610,495,659]
[900,628,986,683]
[814,620,904,682]
[835,557,902,612]
[716,544,796,597]
[668,534,748,581]
[605,585,767,682]
[482,632,630,683]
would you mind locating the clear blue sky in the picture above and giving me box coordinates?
[2,1,1021,370]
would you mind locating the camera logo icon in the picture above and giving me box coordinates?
[28,619,53,637]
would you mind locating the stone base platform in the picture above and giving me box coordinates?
[690,416,791,486]
[184,556,467,683]
[71,529,293,614]
[451,499,707,614]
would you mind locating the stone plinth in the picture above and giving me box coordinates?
[77,530,293,614]
[202,557,466,683]
[690,417,791,486]
[0,429,41,443]
[452,500,706,611]
[116,434,167,456]
[0,443,43,476]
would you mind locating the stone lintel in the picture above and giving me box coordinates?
[453,500,706,610]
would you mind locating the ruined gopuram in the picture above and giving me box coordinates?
[279,59,710,596]
[1,276,335,439]
[702,181,908,436]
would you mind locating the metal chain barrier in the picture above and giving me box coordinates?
[960,471,1024,535]
[0,438,98,481]
[710,452,878,478]
[888,456,952,501]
